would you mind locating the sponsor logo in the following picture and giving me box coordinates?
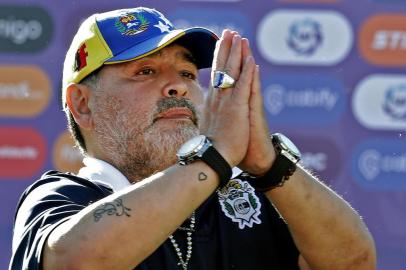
[302,152,328,170]
[168,8,252,39]
[353,74,406,130]
[352,138,406,189]
[383,84,406,120]
[359,14,406,66]
[0,127,46,179]
[257,9,353,65]
[263,74,346,124]
[0,65,51,117]
[287,18,323,56]
[0,5,53,53]
[294,136,342,185]
[53,131,84,174]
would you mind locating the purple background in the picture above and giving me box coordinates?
[1,0,406,269]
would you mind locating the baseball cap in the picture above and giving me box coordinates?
[62,7,219,105]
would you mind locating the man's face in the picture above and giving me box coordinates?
[89,44,204,181]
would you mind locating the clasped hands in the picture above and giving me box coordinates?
[200,29,276,177]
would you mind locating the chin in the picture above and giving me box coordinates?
[145,123,198,150]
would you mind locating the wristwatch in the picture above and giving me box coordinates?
[177,135,232,187]
[246,133,301,192]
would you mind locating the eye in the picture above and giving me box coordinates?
[137,68,155,75]
[181,71,197,80]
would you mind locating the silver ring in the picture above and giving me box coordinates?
[212,71,236,89]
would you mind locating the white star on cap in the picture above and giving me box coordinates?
[159,14,173,28]
[154,21,171,33]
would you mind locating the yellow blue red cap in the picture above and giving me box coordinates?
[62,7,218,104]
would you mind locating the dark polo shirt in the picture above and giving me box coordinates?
[9,171,299,270]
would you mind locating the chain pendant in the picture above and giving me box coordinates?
[169,212,195,270]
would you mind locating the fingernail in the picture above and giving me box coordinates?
[232,35,241,44]
[222,29,230,37]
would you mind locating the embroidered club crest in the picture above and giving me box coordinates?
[217,178,262,229]
[115,13,149,36]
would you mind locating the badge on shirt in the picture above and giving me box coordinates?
[217,178,262,229]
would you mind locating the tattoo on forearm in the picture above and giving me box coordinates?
[198,172,208,181]
[93,198,131,222]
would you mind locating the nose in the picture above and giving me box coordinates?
[162,74,188,98]
[163,86,187,97]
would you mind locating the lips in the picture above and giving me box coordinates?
[155,107,195,122]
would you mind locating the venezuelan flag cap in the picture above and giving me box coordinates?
[62,7,219,104]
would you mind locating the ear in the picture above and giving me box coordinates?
[65,83,94,130]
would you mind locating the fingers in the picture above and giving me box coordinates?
[252,65,269,136]
[212,30,234,73]
[209,30,240,112]
[212,30,243,81]
[251,65,263,108]
[201,29,258,167]
[209,30,256,105]
[231,55,255,103]
[209,30,234,107]
[241,38,252,64]
[224,35,242,80]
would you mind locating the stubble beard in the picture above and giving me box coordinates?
[93,96,200,182]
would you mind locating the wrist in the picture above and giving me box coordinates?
[246,144,276,177]
[177,135,232,188]
[244,133,301,192]
[239,138,276,177]
[211,142,238,168]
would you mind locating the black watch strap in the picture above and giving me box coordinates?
[201,146,232,188]
[246,155,297,192]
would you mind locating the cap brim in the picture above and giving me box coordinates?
[105,27,218,69]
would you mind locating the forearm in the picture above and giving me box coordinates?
[266,166,376,270]
[44,161,219,270]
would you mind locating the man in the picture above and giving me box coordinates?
[10,7,376,270]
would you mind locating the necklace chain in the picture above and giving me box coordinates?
[169,212,195,270]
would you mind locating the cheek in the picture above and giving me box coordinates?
[92,92,144,124]
[123,93,155,114]
[119,96,158,128]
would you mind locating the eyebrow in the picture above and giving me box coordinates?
[180,51,197,66]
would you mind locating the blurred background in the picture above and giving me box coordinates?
[1,0,406,269]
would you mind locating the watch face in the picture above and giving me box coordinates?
[177,135,206,157]
[276,133,301,157]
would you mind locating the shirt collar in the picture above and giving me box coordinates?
[78,157,131,192]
